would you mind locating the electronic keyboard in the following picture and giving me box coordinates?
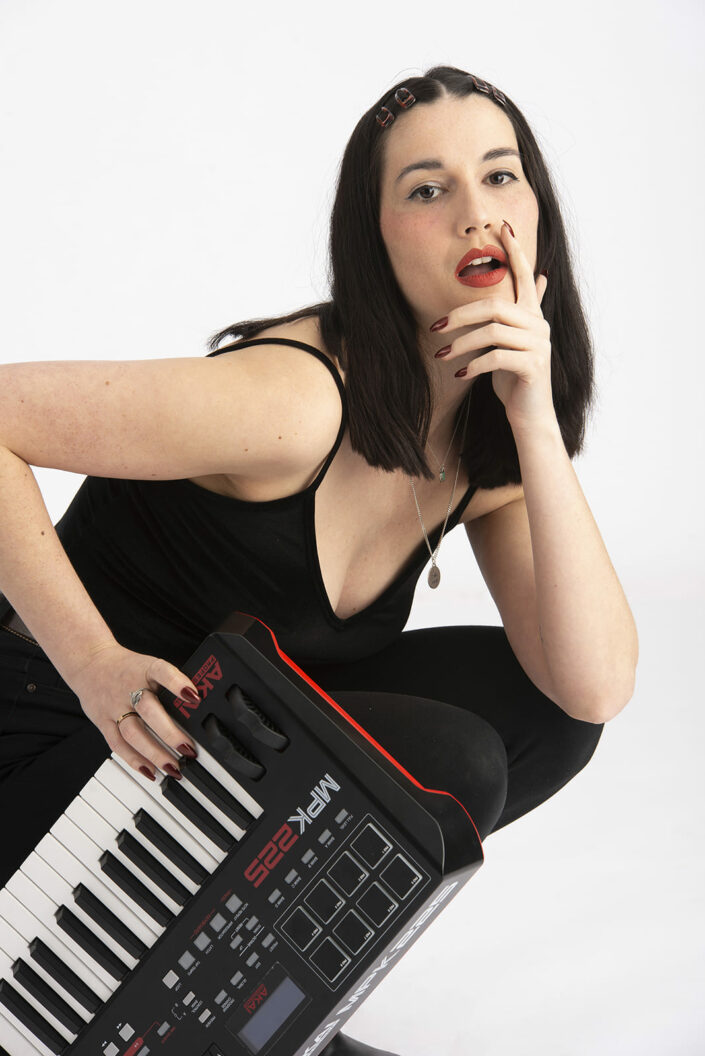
[0,612,483,1056]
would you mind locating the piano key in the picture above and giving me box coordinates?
[108,757,226,864]
[17,855,139,970]
[114,832,189,905]
[0,893,108,1007]
[63,799,182,916]
[48,817,167,943]
[28,940,100,1016]
[35,833,158,948]
[79,781,198,895]
[0,951,77,1045]
[71,886,146,960]
[132,809,207,885]
[78,779,198,895]
[0,922,91,1025]
[97,854,173,928]
[10,959,85,1036]
[177,756,254,830]
[0,980,67,1055]
[160,779,234,852]
[95,761,220,874]
[0,1007,44,1056]
[4,876,117,993]
[54,909,128,983]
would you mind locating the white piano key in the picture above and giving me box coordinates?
[188,740,263,821]
[49,815,167,941]
[0,950,76,1046]
[79,778,198,895]
[0,915,91,1025]
[111,755,227,863]
[34,833,158,947]
[4,873,118,992]
[94,759,219,873]
[63,797,181,916]
[0,1006,50,1056]
[0,890,110,1002]
[18,855,139,971]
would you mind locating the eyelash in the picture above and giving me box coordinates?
[408,170,518,203]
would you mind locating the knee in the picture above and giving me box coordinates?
[451,713,509,842]
[531,702,605,790]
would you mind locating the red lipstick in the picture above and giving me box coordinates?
[455,244,508,288]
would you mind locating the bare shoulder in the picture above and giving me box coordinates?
[461,482,525,526]
[223,315,346,385]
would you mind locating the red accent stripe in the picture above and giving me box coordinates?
[237,613,482,846]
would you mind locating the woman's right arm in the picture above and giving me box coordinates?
[0,347,342,773]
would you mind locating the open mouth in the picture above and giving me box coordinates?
[459,259,504,277]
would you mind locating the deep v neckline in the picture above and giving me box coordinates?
[308,479,478,626]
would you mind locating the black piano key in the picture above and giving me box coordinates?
[133,808,207,885]
[98,852,174,927]
[0,978,67,1054]
[54,907,129,982]
[178,757,255,828]
[72,884,147,960]
[29,938,101,1015]
[115,831,189,905]
[160,777,234,852]
[11,959,85,1036]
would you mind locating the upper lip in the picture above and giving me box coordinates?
[455,244,507,277]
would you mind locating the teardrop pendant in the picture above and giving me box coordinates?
[428,564,441,589]
[439,466,446,482]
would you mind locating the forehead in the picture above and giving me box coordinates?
[381,93,517,172]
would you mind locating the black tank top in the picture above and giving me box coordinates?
[54,338,478,669]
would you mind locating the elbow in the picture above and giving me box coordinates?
[574,671,637,726]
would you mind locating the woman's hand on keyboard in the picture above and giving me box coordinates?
[65,642,199,779]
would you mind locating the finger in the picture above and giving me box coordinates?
[143,656,200,748]
[455,347,529,381]
[116,703,186,778]
[501,221,534,306]
[441,322,532,360]
[101,714,168,781]
[132,686,197,761]
[435,297,538,337]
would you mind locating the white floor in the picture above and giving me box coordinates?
[339,565,705,1055]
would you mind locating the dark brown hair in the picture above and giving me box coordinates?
[208,64,595,486]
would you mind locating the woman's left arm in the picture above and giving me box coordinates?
[434,221,638,724]
[512,416,638,723]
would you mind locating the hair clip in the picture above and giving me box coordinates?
[469,74,507,106]
[375,105,395,128]
[394,87,416,109]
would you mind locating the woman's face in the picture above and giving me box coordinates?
[379,92,540,334]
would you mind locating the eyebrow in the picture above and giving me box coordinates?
[395,148,522,185]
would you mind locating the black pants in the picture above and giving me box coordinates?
[0,622,604,887]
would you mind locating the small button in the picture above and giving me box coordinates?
[214,989,227,1005]
[157,1023,170,1037]
[268,888,282,903]
[225,894,242,914]
[245,916,258,931]
[183,991,195,1006]
[162,970,179,989]
[246,952,258,967]
[210,912,227,932]
[230,971,243,986]
[119,1024,135,1041]
[194,931,210,951]
[26,682,37,693]
[104,1045,119,1056]
[198,1008,211,1024]
[262,933,275,948]
[230,934,242,950]
[178,951,196,970]
[318,828,331,844]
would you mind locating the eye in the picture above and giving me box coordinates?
[408,170,519,203]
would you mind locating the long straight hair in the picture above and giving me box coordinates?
[208,65,595,486]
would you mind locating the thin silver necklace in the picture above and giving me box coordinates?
[408,398,470,589]
[425,408,465,482]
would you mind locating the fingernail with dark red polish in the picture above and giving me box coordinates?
[181,687,200,703]
[454,367,468,378]
[430,316,448,332]
[434,345,452,358]
[164,763,182,780]
[139,766,155,781]
[503,219,515,237]
[178,742,197,758]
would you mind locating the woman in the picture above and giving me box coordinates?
[0,66,637,1056]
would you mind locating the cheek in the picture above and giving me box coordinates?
[381,209,439,276]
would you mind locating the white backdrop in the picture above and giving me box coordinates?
[1,1,703,1053]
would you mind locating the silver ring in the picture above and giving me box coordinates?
[129,689,145,710]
